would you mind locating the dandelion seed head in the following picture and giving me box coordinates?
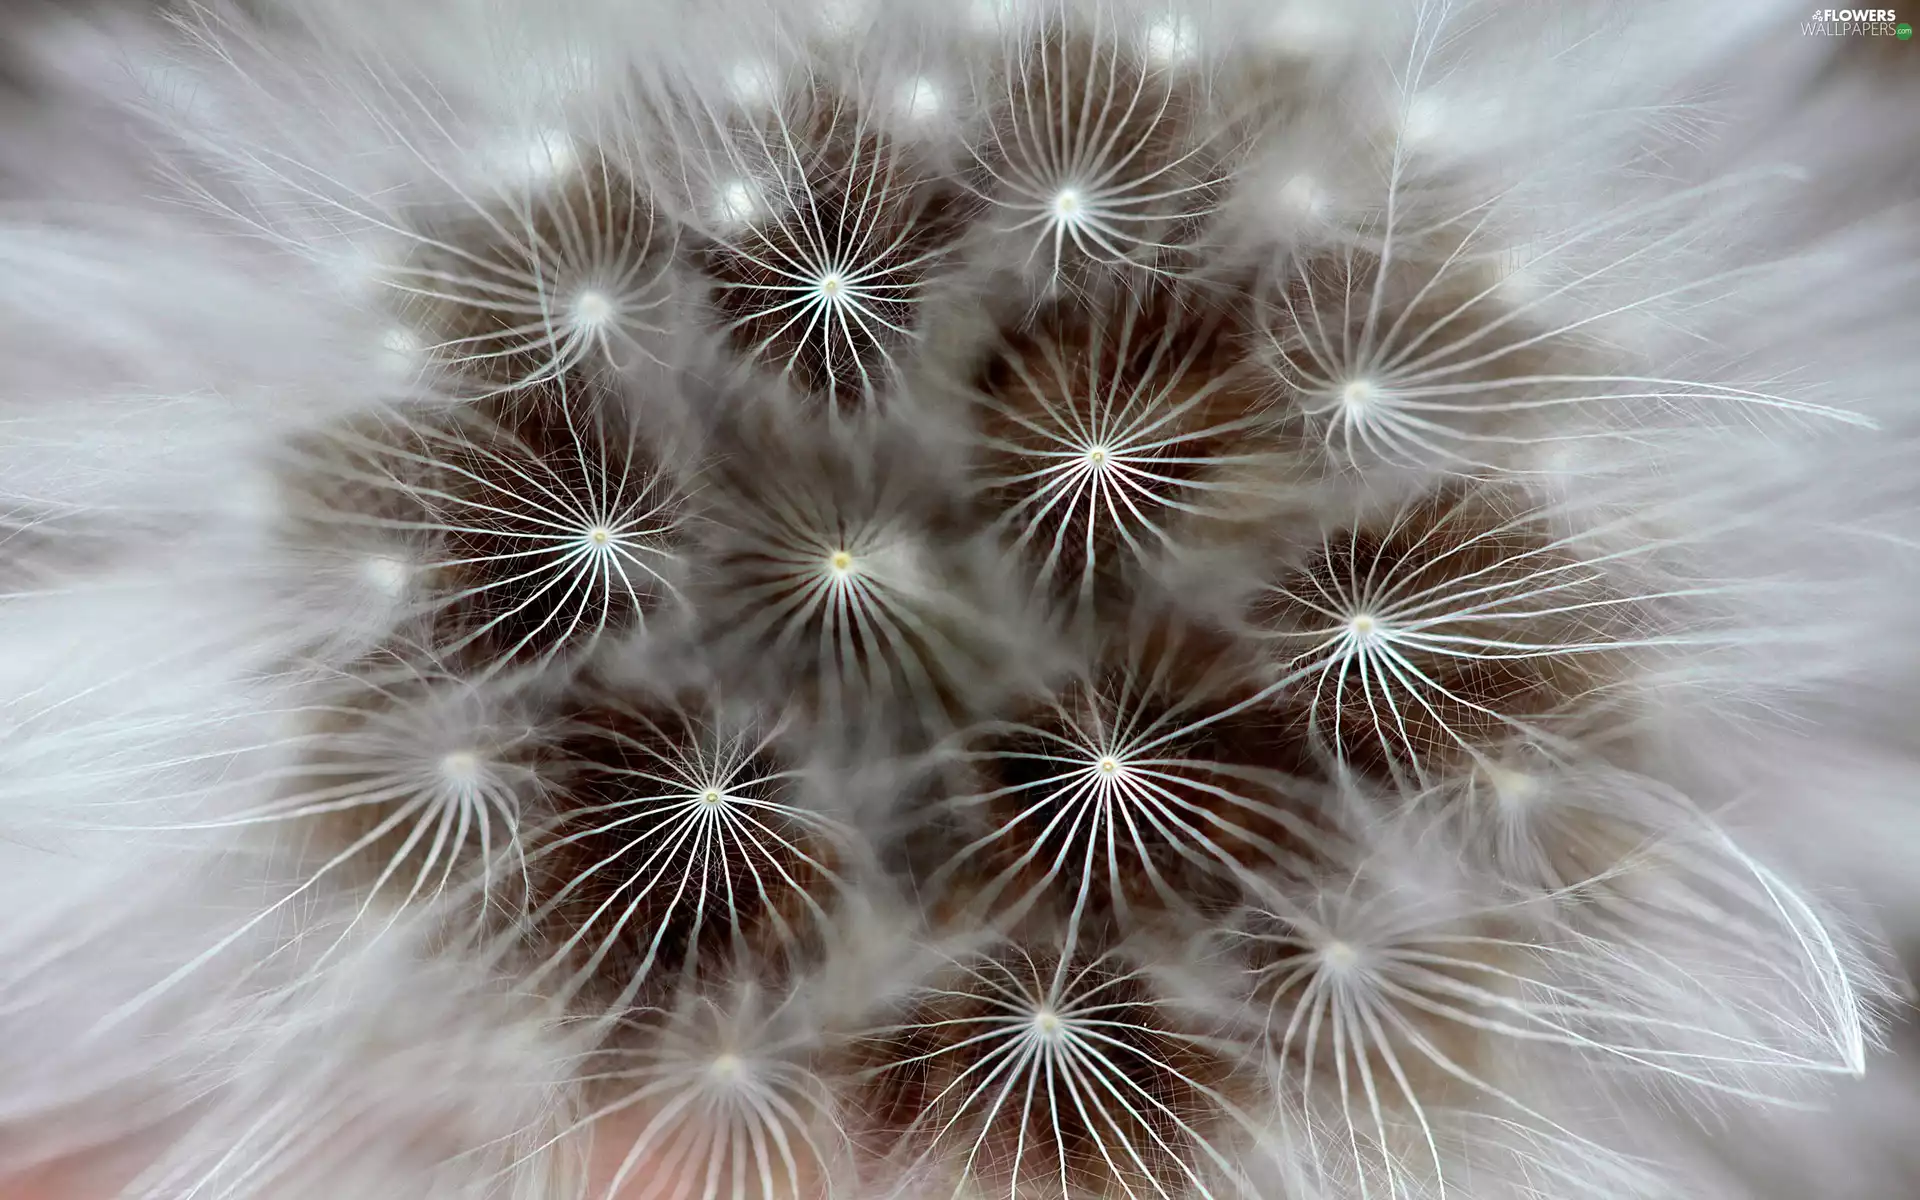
[23,8,1906,1197]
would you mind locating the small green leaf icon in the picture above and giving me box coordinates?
[1899,21,1915,39]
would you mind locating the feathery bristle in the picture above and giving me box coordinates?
[2,2,1914,1197]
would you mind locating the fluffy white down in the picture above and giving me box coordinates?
[1,1,1917,1198]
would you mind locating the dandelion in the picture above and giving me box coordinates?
[1256,221,1871,477]
[972,294,1281,612]
[0,1,1910,1197]
[969,13,1238,290]
[1247,485,1711,788]
[694,429,1010,737]
[857,939,1254,1200]
[1238,830,1875,1197]
[934,623,1336,937]
[681,92,975,414]
[388,153,681,396]
[521,695,851,1008]
[293,399,685,674]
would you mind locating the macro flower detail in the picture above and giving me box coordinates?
[855,940,1253,1200]
[525,695,851,1007]
[0,3,1912,1199]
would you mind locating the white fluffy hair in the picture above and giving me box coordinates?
[2,0,1917,1197]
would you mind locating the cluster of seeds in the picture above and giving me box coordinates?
[136,3,1884,1197]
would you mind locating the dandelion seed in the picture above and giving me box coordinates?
[714,178,766,228]
[480,127,580,189]
[1249,486,1670,787]
[359,553,413,600]
[894,76,943,123]
[1260,221,1869,476]
[695,98,972,413]
[83,668,550,1034]
[301,402,684,675]
[857,941,1255,1200]
[1276,173,1330,222]
[725,59,781,108]
[970,18,1235,287]
[522,697,850,1007]
[388,153,678,395]
[697,435,1001,734]
[935,624,1334,935]
[1241,836,1875,1197]
[966,0,1029,34]
[378,326,425,375]
[1263,2,1360,55]
[1141,14,1199,66]
[973,296,1278,610]
[815,0,872,38]
[537,983,845,1200]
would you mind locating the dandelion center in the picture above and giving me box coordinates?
[1053,189,1084,221]
[1096,756,1120,775]
[440,750,483,786]
[571,289,615,329]
[818,272,845,300]
[1320,940,1360,970]
[700,788,725,807]
[1086,446,1109,466]
[1340,379,1378,412]
[709,1052,743,1078]
[1033,1009,1063,1036]
[1348,613,1379,641]
[586,526,612,546]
